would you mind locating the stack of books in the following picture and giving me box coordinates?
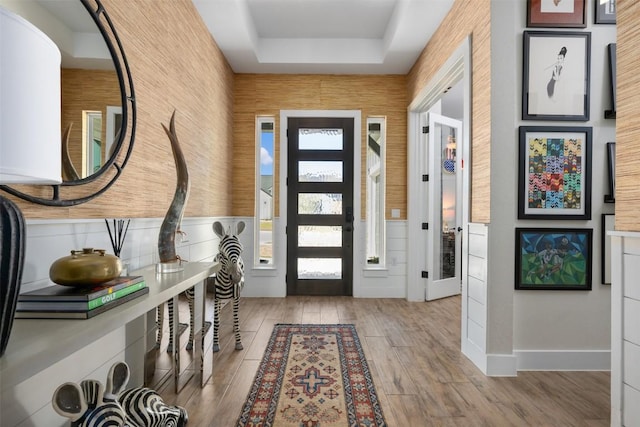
[16,275,148,319]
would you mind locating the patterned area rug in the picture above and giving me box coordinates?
[237,324,387,426]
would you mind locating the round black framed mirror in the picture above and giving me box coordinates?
[0,0,136,207]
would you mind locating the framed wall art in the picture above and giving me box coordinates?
[595,0,616,24]
[601,214,614,285]
[605,142,615,203]
[515,227,592,291]
[518,126,592,220]
[527,0,587,28]
[605,43,617,119]
[522,31,591,121]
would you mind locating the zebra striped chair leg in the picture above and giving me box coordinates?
[213,298,221,352]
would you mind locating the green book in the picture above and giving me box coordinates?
[17,277,146,311]
[15,287,149,319]
[18,275,144,302]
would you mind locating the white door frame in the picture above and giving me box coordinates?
[407,37,470,302]
[279,110,362,296]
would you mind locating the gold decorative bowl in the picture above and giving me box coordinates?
[49,248,122,287]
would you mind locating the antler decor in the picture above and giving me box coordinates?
[157,110,190,273]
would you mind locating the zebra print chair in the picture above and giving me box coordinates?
[211,220,245,352]
[52,361,187,426]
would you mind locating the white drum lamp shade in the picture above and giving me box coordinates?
[0,6,61,357]
[0,6,61,184]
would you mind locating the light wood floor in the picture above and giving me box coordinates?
[155,295,610,426]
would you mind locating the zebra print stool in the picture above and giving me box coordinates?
[211,220,245,352]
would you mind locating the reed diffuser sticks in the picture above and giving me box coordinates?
[105,218,130,257]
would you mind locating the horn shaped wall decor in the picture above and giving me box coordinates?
[157,110,190,273]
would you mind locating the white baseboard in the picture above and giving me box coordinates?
[487,353,518,376]
[514,350,611,371]
[462,338,518,376]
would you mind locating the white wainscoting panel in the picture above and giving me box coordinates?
[357,220,407,298]
[462,223,488,372]
[2,323,144,427]
[624,341,640,391]
[22,217,223,293]
[623,296,640,345]
[5,217,221,426]
[623,385,640,427]
[610,232,640,427]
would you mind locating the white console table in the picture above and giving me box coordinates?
[0,262,217,426]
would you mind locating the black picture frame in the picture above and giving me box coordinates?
[522,31,591,121]
[518,126,592,220]
[527,0,587,28]
[605,142,615,203]
[595,0,616,24]
[601,214,614,285]
[515,227,593,291]
[605,43,617,119]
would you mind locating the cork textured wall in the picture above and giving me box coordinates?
[61,68,119,179]
[11,0,234,220]
[407,0,491,224]
[614,0,640,231]
[232,74,407,220]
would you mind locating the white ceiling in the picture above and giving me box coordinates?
[23,0,455,75]
[192,0,455,74]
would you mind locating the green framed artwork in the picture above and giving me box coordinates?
[518,126,592,220]
[515,227,592,290]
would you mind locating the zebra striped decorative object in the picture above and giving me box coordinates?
[52,379,127,426]
[212,220,245,352]
[119,386,188,426]
[52,361,187,426]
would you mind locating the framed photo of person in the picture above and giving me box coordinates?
[515,227,592,290]
[527,0,587,28]
[595,0,616,24]
[518,126,592,220]
[522,31,591,121]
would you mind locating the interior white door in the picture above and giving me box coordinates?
[425,112,463,301]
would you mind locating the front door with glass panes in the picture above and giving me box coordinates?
[286,117,354,296]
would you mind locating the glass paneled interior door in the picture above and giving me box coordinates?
[286,117,354,296]
[426,113,463,301]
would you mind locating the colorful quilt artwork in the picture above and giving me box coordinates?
[527,136,582,210]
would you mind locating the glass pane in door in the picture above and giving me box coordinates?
[298,258,342,279]
[298,226,343,247]
[298,193,342,215]
[439,124,457,279]
[298,161,343,182]
[298,129,343,150]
